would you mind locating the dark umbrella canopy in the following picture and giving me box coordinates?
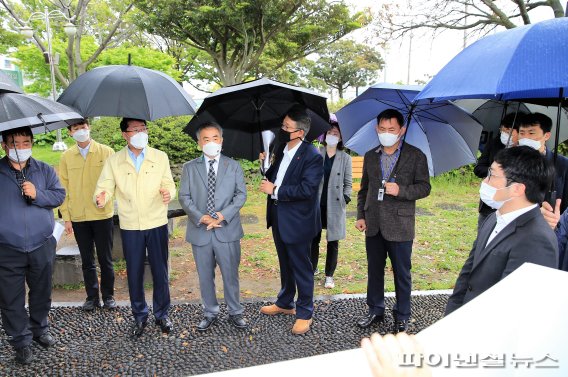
[184,78,330,161]
[57,65,197,120]
[0,93,83,135]
[0,70,24,94]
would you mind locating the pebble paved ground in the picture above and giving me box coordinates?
[0,294,449,376]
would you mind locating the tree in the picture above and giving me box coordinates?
[1,0,136,89]
[134,0,363,86]
[311,40,383,99]
[376,0,566,40]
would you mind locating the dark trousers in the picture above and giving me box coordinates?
[121,225,170,322]
[271,205,314,320]
[310,231,338,276]
[72,218,114,301]
[0,237,56,349]
[365,232,413,320]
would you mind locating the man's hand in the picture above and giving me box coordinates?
[385,182,400,197]
[96,191,106,208]
[541,199,561,230]
[22,181,36,200]
[260,179,276,195]
[206,218,223,231]
[64,221,73,235]
[159,188,171,204]
[259,152,266,163]
[355,219,367,232]
[200,214,215,225]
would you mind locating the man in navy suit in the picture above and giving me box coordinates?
[259,104,323,335]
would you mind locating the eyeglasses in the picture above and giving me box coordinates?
[487,167,509,183]
[281,124,299,132]
[124,127,147,134]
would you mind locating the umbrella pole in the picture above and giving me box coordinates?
[549,88,564,208]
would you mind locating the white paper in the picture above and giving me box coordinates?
[52,221,65,243]
[261,130,275,172]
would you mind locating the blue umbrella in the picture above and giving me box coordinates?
[415,18,568,104]
[336,83,483,176]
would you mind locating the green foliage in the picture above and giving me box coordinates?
[327,98,351,114]
[311,39,384,98]
[134,0,362,86]
[89,116,200,164]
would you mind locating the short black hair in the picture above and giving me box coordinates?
[501,112,525,129]
[377,109,404,128]
[1,126,33,143]
[519,112,553,133]
[67,118,89,130]
[120,118,147,132]
[196,121,223,139]
[493,146,553,204]
[285,104,311,134]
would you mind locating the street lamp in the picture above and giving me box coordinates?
[20,6,77,151]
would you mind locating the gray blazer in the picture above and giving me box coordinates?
[317,148,352,241]
[445,207,558,315]
[179,154,247,246]
[357,143,431,242]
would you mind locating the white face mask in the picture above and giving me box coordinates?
[479,181,514,209]
[500,131,514,147]
[325,134,340,146]
[377,131,400,147]
[202,141,222,157]
[72,129,90,143]
[8,148,32,163]
[518,138,542,150]
[130,132,148,150]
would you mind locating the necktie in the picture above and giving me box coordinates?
[207,159,218,219]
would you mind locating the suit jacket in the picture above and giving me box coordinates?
[265,141,323,244]
[317,148,352,241]
[474,135,505,216]
[545,149,568,214]
[179,154,247,246]
[445,207,558,315]
[357,143,431,242]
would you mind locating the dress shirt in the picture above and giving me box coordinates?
[486,204,538,247]
[127,147,146,173]
[272,141,302,199]
[204,154,220,175]
[78,142,91,159]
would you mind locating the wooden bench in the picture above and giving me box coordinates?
[352,156,363,191]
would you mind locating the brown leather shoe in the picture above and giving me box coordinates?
[260,304,296,316]
[291,318,313,335]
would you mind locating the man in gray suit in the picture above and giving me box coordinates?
[355,109,431,333]
[179,122,247,331]
[446,146,558,315]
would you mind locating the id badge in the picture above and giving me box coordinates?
[378,188,385,201]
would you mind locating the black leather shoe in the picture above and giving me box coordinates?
[82,299,100,311]
[132,321,147,337]
[15,345,33,364]
[197,316,217,332]
[33,333,55,349]
[103,296,117,309]
[395,319,408,333]
[229,314,247,329]
[356,313,384,328]
[155,318,173,334]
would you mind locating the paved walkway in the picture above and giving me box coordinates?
[0,294,448,376]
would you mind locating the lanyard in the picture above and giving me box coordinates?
[379,148,401,187]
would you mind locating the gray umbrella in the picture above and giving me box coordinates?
[0,93,83,136]
[57,65,197,120]
[0,70,24,94]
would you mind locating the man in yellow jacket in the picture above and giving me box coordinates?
[59,119,116,312]
[94,118,176,337]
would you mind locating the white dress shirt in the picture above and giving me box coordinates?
[272,142,302,199]
[204,154,220,176]
[78,142,91,159]
[485,204,538,247]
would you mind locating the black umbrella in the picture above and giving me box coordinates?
[0,93,82,136]
[57,65,197,120]
[0,70,24,94]
[183,78,330,162]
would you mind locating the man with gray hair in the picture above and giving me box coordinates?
[259,104,323,335]
[179,122,248,331]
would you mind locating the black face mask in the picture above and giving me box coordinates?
[278,128,302,144]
